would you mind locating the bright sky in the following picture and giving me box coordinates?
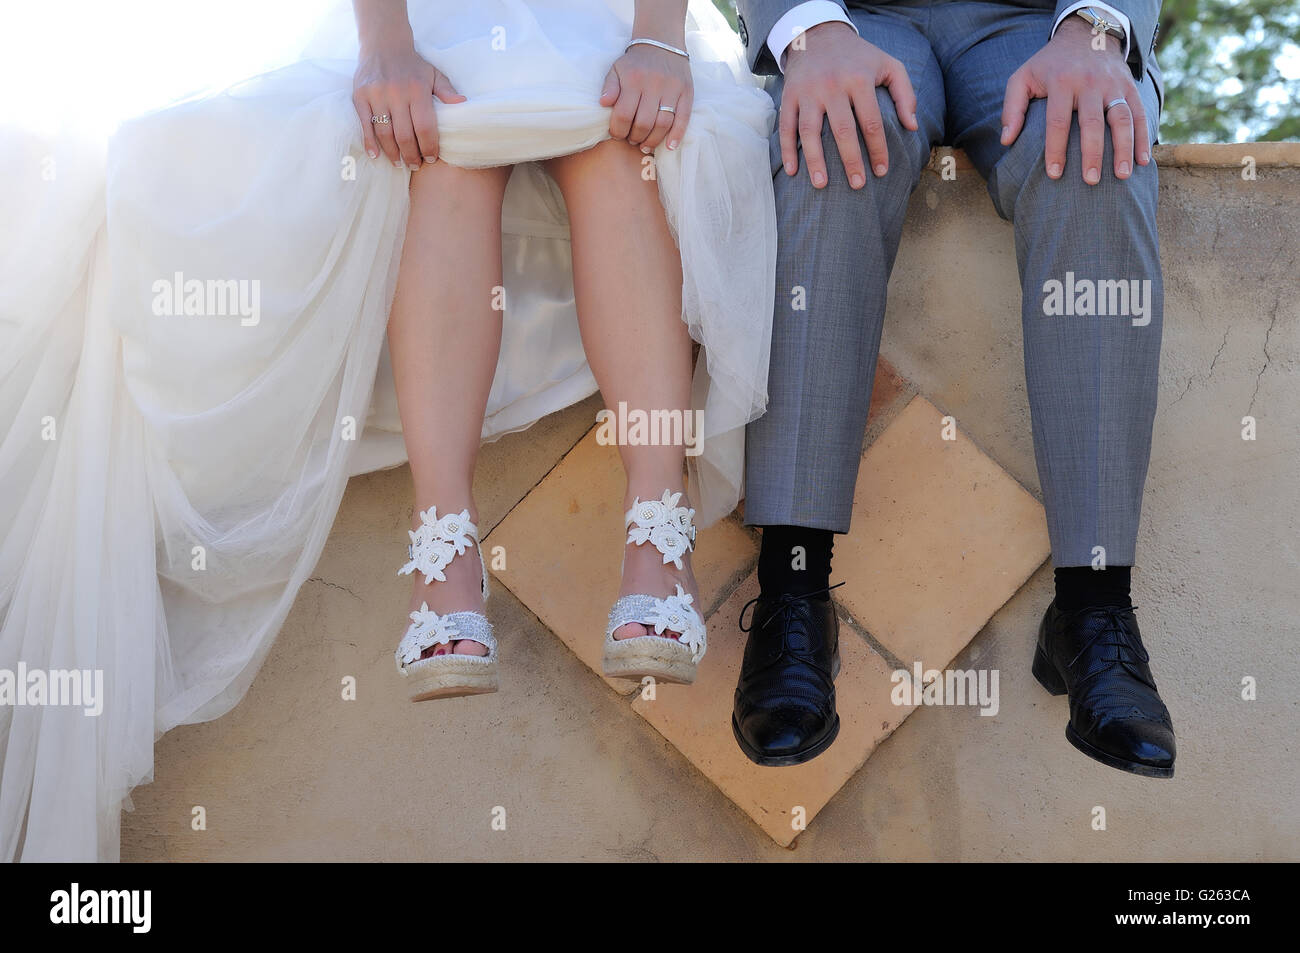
[0,0,344,135]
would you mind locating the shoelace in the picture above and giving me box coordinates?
[737,583,845,701]
[1062,604,1154,687]
[738,582,845,633]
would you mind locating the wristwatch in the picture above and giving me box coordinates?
[1074,7,1127,43]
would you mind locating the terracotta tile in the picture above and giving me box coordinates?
[867,357,908,426]
[836,396,1050,671]
[473,395,604,534]
[632,573,911,846]
[486,426,757,693]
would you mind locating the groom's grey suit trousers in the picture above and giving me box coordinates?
[736,0,1164,566]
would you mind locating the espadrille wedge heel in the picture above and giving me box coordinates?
[602,490,707,685]
[395,507,497,701]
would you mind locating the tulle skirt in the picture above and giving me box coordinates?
[0,0,774,860]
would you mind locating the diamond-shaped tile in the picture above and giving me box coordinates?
[867,356,909,424]
[632,573,911,846]
[486,426,758,692]
[835,396,1050,671]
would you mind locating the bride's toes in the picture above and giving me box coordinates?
[612,622,643,641]
[453,638,489,657]
[613,621,675,641]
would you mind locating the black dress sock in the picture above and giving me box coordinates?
[1054,565,1133,611]
[757,525,834,599]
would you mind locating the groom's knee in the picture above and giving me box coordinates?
[990,98,1157,225]
[782,86,926,202]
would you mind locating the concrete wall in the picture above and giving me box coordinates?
[867,143,1298,860]
[121,144,1299,861]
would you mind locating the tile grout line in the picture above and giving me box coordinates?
[482,419,599,539]
[897,390,1049,507]
[835,608,910,674]
[490,578,797,851]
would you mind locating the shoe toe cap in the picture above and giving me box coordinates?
[1097,718,1176,769]
[1128,733,1176,768]
[737,706,831,757]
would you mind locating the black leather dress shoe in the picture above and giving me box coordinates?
[1033,601,1176,779]
[732,586,841,767]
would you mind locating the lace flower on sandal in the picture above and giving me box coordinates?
[640,584,706,659]
[396,603,463,668]
[626,491,696,569]
[400,507,479,586]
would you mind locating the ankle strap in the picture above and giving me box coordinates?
[399,506,489,598]
[625,490,696,571]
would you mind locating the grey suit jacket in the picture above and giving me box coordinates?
[735,0,1163,105]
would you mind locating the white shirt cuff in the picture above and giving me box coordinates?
[1053,2,1132,63]
[765,1,857,73]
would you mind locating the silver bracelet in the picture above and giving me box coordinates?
[626,37,689,60]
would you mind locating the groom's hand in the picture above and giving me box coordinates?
[1001,17,1150,185]
[781,22,918,190]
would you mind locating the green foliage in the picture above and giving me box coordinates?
[1157,0,1300,141]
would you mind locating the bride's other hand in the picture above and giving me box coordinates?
[351,0,465,168]
[601,2,692,152]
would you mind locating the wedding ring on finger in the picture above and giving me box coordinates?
[1104,98,1129,114]
[370,114,391,124]
[639,104,678,154]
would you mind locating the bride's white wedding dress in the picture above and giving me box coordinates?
[0,0,775,860]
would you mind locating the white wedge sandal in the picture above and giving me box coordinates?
[395,506,498,701]
[603,490,707,684]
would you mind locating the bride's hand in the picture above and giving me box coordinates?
[600,42,693,153]
[352,42,465,169]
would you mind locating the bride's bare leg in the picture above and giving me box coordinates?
[543,140,698,640]
[389,160,512,656]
